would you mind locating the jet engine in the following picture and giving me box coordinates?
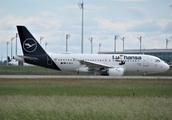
[107,68,125,76]
[76,67,89,72]
[76,67,93,74]
[100,67,125,76]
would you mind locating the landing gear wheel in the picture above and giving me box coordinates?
[142,72,147,76]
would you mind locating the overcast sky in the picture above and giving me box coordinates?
[0,0,172,59]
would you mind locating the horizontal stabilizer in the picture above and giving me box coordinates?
[17,55,38,60]
[13,55,38,62]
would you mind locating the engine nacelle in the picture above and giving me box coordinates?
[76,67,89,73]
[107,68,125,76]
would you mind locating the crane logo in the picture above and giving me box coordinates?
[23,38,37,53]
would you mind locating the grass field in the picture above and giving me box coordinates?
[0,66,172,119]
[0,78,172,120]
[0,66,88,75]
[0,65,172,76]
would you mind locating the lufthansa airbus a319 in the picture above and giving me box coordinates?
[14,26,169,76]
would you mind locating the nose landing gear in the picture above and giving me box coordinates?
[142,72,147,76]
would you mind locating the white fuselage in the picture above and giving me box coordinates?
[48,53,169,75]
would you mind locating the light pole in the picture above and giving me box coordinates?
[40,36,44,46]
[45,43,48,50]
[66,34,70,52]
[15,33,18,56]
[7,42,9,65]
[99,43,101,52]
[138,36,142,54]
[11,37,15,59]
[121,37,125,54]
[78,1,84,54]
[166,39,170,49]
[114,35,119,53]
[89,37,93,54]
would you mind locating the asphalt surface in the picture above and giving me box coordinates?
[0,75,172,79]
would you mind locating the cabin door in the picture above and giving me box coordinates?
[47,55,52,65]
[143,56,149,67]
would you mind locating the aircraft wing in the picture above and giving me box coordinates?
[77,59,113,69]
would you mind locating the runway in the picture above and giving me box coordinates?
[0,75,172,80]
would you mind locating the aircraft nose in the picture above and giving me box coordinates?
[163,63,170,72]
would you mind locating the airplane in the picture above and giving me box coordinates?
[13,26,169,76]
[8,56,32,66]
[7,56,18,66]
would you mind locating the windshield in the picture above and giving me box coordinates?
[155,59,161,62]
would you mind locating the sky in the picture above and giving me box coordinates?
[0,0,172,60]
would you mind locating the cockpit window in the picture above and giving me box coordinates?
[155,59,160,62]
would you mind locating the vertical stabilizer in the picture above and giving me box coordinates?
[16,26,60,71]
[17,26,46,55]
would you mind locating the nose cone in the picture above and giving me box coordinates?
[163,63,170,72]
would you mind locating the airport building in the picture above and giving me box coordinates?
[98,49,172,63]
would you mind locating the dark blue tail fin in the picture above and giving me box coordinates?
[16,26,60,71]
[17,26,46,56]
